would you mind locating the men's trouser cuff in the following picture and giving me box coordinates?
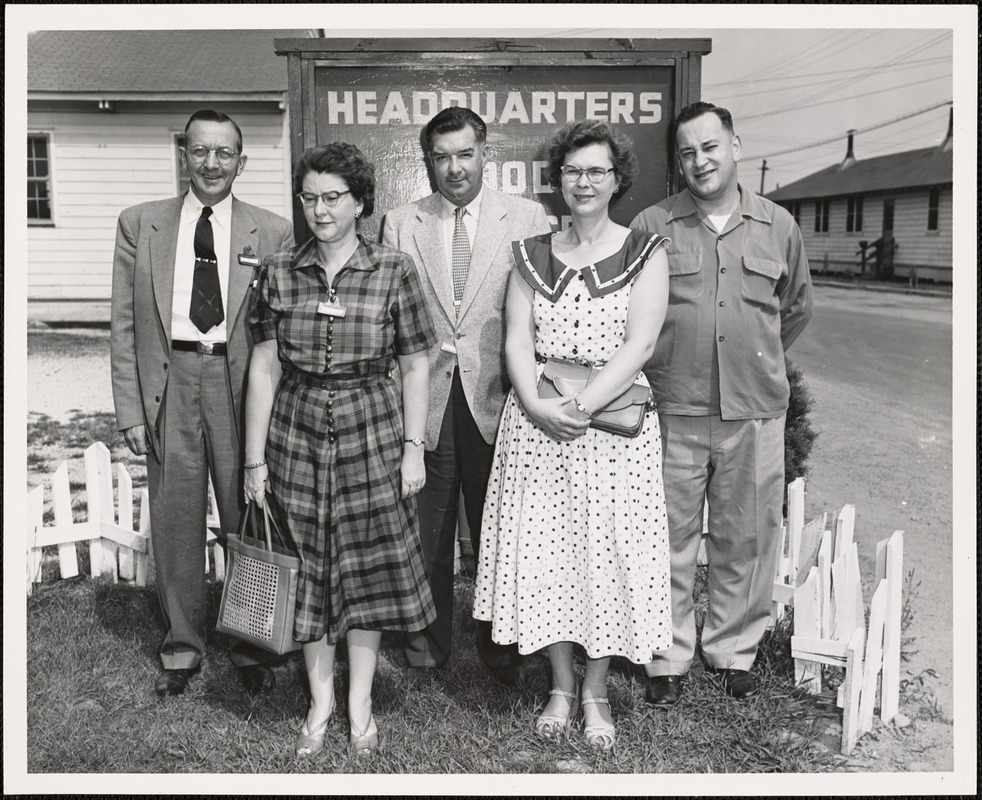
[645,661,692,678]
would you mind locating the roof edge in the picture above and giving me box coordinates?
[29,91,286,103]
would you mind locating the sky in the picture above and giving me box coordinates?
[9,7,966,195]
[640,27,954,193]
[470,26,955,194]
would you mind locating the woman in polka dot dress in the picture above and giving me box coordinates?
[474,120,671,750]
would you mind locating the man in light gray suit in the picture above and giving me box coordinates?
[382,107,551,683]
[111,110,293,697]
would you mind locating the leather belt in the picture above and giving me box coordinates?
[172,340,227,356]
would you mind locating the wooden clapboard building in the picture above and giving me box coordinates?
[767,109,954,284]
[26,29,314,301]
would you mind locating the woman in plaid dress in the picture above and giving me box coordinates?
[244,143,436,757]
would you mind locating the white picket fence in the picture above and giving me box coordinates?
[693,478,903,755]
[775,478,904,755]
[26,441,226,594]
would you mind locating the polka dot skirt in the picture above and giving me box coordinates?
[473,268,672,664]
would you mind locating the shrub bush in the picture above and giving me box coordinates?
[785,357,818,481]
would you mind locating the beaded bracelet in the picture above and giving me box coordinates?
[244,459,267,470]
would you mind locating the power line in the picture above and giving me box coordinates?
[716,62,951,102]
[739,73,951,123]
[861,114,949,148]
[728,30,873,86]
[741,100,952,161]
[739,31,952,124]
[704,55,950,87]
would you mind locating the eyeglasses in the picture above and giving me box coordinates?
[297,191,352,208]
[186,146,239,165]
[560,166,616,184]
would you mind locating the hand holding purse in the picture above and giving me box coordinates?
[536,358,652,438]
[216,497,304,654]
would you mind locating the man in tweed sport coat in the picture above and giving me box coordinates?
[111,110,293,698]
[381,107,551,682]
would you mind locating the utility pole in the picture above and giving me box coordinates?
[759,159,769,195]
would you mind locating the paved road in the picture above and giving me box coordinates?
[788,285,956,715]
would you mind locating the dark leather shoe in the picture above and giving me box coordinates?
[646,675,683,708]
[154,667,199,697]
[490,664,523,687]
[240,663,275,696]
[715,668,758,699]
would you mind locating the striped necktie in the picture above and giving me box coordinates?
[188,206,224,333]
[451,205,470,316]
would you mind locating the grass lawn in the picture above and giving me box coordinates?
[25,410,844,775]
[26,570,843,774]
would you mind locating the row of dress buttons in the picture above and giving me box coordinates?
[325,318,334,373]
[327,389,337,442]
[571,273,584,356]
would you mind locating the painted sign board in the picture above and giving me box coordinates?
[276,38,711,242]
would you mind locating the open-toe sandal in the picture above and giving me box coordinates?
[535,688,578,740]
[349,713,379,755]
[581,696,615,751]
[295,700,335,757]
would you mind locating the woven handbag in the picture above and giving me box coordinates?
[537,357,652,438]
[216,498,304,655]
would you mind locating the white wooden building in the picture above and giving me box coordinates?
[767,110,954,284]
[27,29,314,302]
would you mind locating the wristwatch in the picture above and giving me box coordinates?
[574,397,591,416]
[404,437,424,447]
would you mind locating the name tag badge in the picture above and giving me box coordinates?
[317,301,347,317]
[440,341,457,355]
[238,254,261,267]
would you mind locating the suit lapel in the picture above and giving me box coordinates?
[414,194,456,324]
[459,189,508,320]
[150,198,183,343]
[227,198,257,336]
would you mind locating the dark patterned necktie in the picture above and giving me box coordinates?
[451,205,470,317]
[189,206,224,333]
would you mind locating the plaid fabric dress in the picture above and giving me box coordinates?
[250,236,437,644]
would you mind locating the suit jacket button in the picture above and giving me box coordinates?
[163,363,168,370]
[446,371,452,378]
[154,395,160,402]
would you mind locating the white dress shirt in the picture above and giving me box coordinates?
[171,191,233,343]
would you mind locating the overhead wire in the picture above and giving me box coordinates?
[741,100,952,160]
[736,31,952,123]
[704,55,951,88]
[716,62,951,102]
[777,31,950,110]
[739,75,951,123]
[724,30,871,85]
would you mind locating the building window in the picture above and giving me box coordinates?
[814,198,829,233]
[846,195,863,233]
[927,188,940,231]
[782,200,801,225]
[174,133,191,197]
[28,133,53,223]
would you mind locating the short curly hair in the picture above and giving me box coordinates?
[546,119,639,193]
[293,142,376,217]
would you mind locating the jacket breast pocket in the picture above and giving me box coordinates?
[667,253,703,300]
[741,257,784,310]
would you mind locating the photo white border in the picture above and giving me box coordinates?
[4,4,976,796]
